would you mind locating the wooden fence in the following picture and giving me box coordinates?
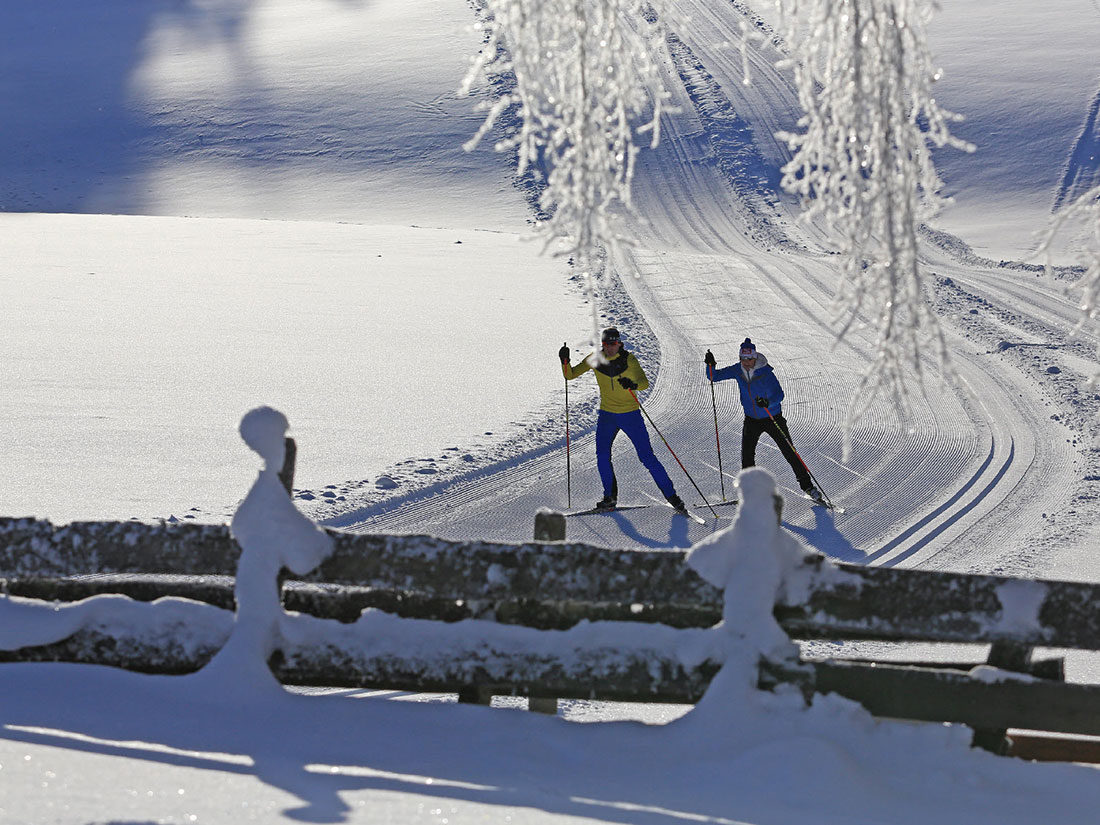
[4,512,1100,762]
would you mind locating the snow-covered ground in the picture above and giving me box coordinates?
[1,212,592,524]
[4,0,1100,822]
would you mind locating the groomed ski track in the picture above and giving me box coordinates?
[333,0,1090,575]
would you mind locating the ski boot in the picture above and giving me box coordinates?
[666,493,687,513]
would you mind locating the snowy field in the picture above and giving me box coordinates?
[4,0,1100,822]
[1,213,592,524]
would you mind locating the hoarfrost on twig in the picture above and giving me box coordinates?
[1039,184,1100,382]
[773,0,973,447]
[461,0,674,348]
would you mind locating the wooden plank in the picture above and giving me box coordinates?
[0,626,719,704]
[1007,733,1100,764]
[270,647,718,703]
[0,518,722,610]
[0,517,240,577]
[1,575,722,630]
[3,575,238,612]
[312,533,716,606]
[783,659,1100,737]
[827,655,1064,681]
[777,556,1100,650]
[9,516,1100,651]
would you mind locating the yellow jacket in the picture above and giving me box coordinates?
[563,350,649,413]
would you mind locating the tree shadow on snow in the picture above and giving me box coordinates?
[0,0,373,215]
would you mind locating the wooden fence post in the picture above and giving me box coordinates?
[457,686,494,706]
[531,508,565,713]
[972,641,1035,755]
[276,436,298,594]
[279,437,297,496]
[534,509,566,541]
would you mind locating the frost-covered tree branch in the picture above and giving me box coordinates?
[460,0,673,349]
[1040,185,1100,375]
[773,0,972,429]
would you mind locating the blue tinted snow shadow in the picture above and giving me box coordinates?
[0,0,369,215]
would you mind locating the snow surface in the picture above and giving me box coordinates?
[4,0,1100,822]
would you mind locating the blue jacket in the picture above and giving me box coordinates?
[706,352,783,419]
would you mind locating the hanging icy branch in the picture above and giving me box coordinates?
[460,0,673,347]
[773,0,973,434]
[1040,184,1100,379]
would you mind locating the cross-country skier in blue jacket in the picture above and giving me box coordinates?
[704,337,823,502]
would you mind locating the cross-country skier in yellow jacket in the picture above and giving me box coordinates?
[559,327,685,512]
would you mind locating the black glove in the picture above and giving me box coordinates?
[755,397,769,408]
[558,343,570,363]
[704,350,716,368]
[619,377,638,391]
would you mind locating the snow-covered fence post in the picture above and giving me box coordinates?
[525,506,565,714]
[683,468,810,713]
[199,407,333,695]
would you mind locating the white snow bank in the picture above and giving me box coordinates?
[0,214,593,524]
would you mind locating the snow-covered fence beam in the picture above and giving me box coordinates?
[270,642,719,703]
[0,626,225,675]
[775,554,1100,650]
[0,516,725,629]
[1,630,718,703]
[2,572,720,630]
[0,516,240,578]
[0,594,721,703]
[312,531,721,616]
[7,513,1100,647]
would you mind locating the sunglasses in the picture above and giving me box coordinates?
[602,338,621,345]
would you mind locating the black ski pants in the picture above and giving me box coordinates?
[742,413,812,491]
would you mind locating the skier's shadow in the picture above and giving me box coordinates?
[784,506,863,562]
[563,510,693,549]
[611,509,695,549]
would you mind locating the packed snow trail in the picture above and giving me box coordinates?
[330,1,1091,573]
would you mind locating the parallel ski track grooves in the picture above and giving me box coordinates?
[340,1,1052,567]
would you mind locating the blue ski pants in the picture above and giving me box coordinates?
[596,409,676,499]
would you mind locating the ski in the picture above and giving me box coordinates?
[564,504,652,517]
[804,494,844,514]
[656,499,708,524]
[699,499,738,509]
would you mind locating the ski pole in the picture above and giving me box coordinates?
[562,349,571,509]
[628,388,718,519]
[707,362,726,501]
[761,405,835,509]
